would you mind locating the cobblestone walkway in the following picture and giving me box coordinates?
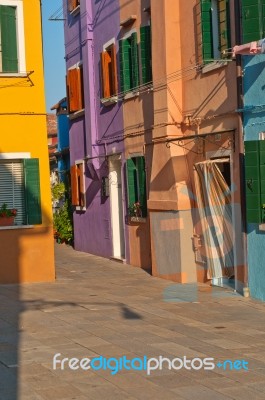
[1,244,265,399]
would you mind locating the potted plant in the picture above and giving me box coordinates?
[128,202,142,218]
[0,203,17,226]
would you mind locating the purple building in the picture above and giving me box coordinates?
[64,0,129,261]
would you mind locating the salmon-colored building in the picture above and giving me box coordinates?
[120,0,246,294]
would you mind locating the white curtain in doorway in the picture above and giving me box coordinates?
[194,159,234,279]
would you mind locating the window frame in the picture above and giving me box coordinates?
[119,29,140,95]
[0,153,42,227]
[200,0,231,65]
[126,156,147,218]
[66,62,85,115]
[71,160,86,210]
[100,39,118,103]
[0,0,26,75]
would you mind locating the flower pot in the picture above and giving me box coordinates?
[0,216,15,226]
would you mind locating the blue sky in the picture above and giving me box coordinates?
[42,0,65,111]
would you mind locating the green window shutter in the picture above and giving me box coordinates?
[23,159,42,225]
[259,140,265,221]
[119,39,131,93]
[136,157,147,217]
[130,32,139,89]
[201,0,213,63]
[0,6,18,72]
[218,0,231,56]
[242,0,263,43]
[140,25,152,84]
[245,141,261,223]
[126,158,138,208]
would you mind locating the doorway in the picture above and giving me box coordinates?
[194,158,235,289]
[109,155,125,260]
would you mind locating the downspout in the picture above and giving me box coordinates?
[234,0,249,296]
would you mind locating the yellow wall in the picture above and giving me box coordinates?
[0,0,55,283]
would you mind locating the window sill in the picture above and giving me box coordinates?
[76,206,86,212]
[101,96,118,106]
[70,5,80,16]
[0,225,33,231]
[0,72,29,78]
[201,60,228,74]
[129,216,146,223]
[69,109,85,120]
[124,91,140,101]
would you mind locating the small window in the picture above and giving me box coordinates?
[68,0,80,13]
[119,32,139,93]
[201,0,231,63]
[66,64,84,113]
[0,158,42,225]
[0,2,25,73]
[71,162,86,209]
[100,44,118,99]
[126,156,147,217]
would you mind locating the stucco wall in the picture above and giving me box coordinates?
[0,0,55,283]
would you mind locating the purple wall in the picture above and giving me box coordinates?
[64,0,128,258]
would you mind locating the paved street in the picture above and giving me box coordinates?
[1,244,265,399]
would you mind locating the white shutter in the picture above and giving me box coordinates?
[0,160,25,225]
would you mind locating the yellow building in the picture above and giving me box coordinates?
[0,0,55,283]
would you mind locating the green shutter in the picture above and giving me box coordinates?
[119,38,131,93]
[136,157,147,217]
[140,25,152,84]
[130,32,139,89]
[24,159,42,225]
[218,0,231,56]
[0,6,18,72]
[242,0,264,43]
[245,141,262,223]
[260,140,265,221]
[201,0,213,62]
[126,158,138,207]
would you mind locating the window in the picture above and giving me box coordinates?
[126,156,147,217]
[71,161,86,209]
[119,32,139,93]
[100,43,118,99]
[66,64,84,113]
[0,158,42,225]
[68,0,80,13]
[140,25,152,84]
[201,0,230,63]
[0,1,25,73]
[242,0,265,43]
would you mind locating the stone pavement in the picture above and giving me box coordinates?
[1,244,265,399]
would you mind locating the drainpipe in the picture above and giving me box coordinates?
[234,0,249,297]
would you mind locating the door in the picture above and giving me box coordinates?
[109,155,125,259]
[194,158,235,288]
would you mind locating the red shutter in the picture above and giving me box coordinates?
[110,45,118,95]
[71,165,79,206]
[68,0,75,12]
[101,51,111,98]
[67,68,83,112]
[79,163,85,208]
